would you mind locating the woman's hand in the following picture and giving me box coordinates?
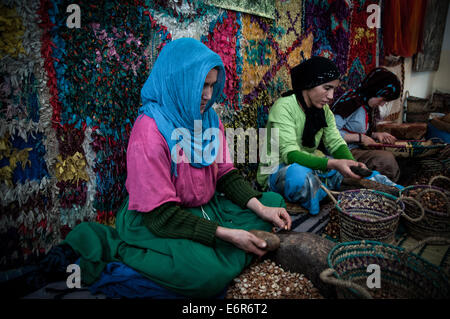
[344,133,377,146]
[215,226,268,257]
[361,134,377,146]
[372,132,396,144]
[215,198,292,257]
[246,198,292,231]
[327,158,368,179]
[257,206,292,231]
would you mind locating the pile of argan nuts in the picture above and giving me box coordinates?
[420,191,448,212]
[322,207,340,240]
[226,259,323,299]
[405,187,448,213]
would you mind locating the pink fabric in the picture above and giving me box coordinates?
[126,115,235,212]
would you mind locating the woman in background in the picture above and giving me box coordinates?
[332,67,401,182]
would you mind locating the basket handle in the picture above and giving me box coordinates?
[314,175,338,205]
[319,268,373,299]
[320,184,338,205]
[397,196,425,222]
[429,175,450,187]
[404,236,450,255]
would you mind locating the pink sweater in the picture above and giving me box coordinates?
[126,115,235,212]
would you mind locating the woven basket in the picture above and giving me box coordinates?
[336,189,421,244]
[399,177,450,240]
[364,138,447,158]
[416,158,450,176]
[320,239,450,299]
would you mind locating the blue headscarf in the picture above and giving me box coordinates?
[138,38,226,176]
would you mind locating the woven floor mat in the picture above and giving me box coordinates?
[395,234,450,272]
[288,202,334,235]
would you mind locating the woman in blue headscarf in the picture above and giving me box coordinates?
[59,38,291,298]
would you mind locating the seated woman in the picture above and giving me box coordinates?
[257,56,367,216]
[58,38,291,298]
[332,67,401,182]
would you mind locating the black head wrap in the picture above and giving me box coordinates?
[283,56,340,148]
[332,67,401,135]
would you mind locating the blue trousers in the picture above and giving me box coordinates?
[269,163,343,215]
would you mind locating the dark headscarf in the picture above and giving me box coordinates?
[283,56,341,148]
[332,67,401,135]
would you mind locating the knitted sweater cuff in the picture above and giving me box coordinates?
[142,203,218,247]
[193,217,219,247]
[216,169,262,208]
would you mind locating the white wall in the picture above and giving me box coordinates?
[403,6,450,99]
[433,6,450,94]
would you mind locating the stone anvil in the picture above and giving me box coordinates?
[265,231,338,299]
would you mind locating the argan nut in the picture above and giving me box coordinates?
[350,165,373,177]
[249,230,281,251]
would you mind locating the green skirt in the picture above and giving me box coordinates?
[63,191,285,297]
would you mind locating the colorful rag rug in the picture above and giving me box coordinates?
[303,0,379,95]
[207,0,275,19]
[0,0,380,274]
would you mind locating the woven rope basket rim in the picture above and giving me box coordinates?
[366,139,447,150]
[327,240,448,276]
[326,240,450,298]
[367,143,446,150]
[336,189,404,223]
[364,139,447,158]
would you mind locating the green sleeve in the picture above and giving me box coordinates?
[141,202,219,247]
[286,150,329,171]
[268,99,302,164]
[322,105,350,154]
[331,144,355,160]
[216,169,262,208]
[287,145,354,171]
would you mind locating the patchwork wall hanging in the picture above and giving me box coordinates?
[0,0,380,272]
[206,0,276,19]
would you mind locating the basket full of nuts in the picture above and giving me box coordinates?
[399,176,450,240]
[320,239,450,299]
[336,189,423,244]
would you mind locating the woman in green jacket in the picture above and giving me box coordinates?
[257,57,367,215]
